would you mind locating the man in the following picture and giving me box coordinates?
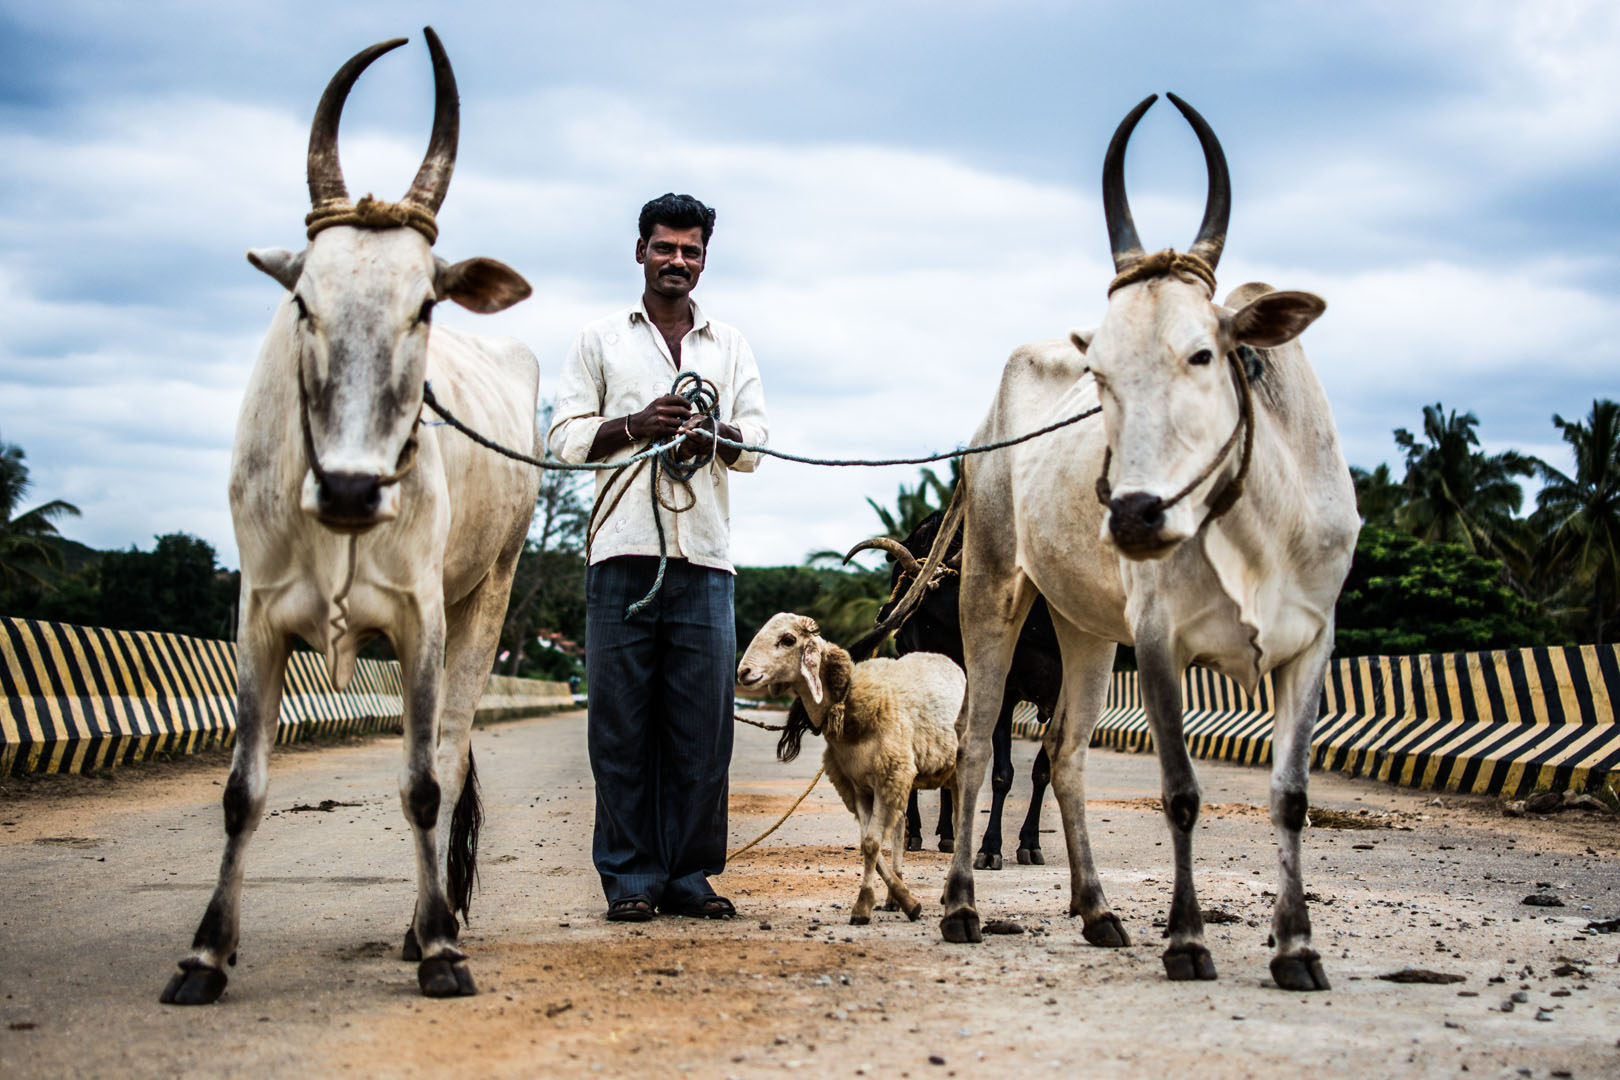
[548,193,768,921]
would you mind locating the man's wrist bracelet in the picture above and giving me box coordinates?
[624,416,632,442]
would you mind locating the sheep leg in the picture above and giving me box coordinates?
[868,794,921,920]
[882,809,907,911]
[851,791,880,924]
[1046,620,1128,947]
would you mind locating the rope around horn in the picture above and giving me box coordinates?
[306,195,439,245]
[1108,248,1216,297]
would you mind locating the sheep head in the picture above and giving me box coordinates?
[737,612,853,739]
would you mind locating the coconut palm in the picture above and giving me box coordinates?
[1392,403,1534,570]
[1350,463,1401,527]
[0,436,82,599]
[1531,399,1620,644]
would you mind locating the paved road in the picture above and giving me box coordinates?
[2,709,1618,1078]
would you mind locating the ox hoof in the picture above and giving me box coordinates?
[940,909,982,944]
[159,961,227,1006]
[849,912,871,926]
[973,852,1003,871]
[402,926,421,962]
[1082,914,1132,949]
[938,838,955,853]
[418,958,477,998]
[1016,847,1044,866]
[903,899,923,922]
[905,834,922,853]
[1271,950,1331,992]
[1162,944,1217,982]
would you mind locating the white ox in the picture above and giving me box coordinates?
[161,30,539,1004]
[934,94,1358,991]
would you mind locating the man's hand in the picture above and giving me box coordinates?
[674,413,743,466]
[628,394,692,441]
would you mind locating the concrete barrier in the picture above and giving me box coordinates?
[0,617,572,776]
[1007,643,1620,797]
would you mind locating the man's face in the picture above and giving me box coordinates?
[636,224,706,299]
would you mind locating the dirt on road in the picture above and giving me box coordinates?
[3,709,1618,1079]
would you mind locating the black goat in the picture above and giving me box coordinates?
[846,510,1059,869]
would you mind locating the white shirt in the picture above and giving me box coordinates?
[547,297,768,573]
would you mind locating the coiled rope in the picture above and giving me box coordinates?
[419,377,1098,619]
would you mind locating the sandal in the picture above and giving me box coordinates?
[661,894,736,919]
[605,894,655,922]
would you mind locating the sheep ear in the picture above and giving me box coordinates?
[800,636,825,704]
[825,648,853,705]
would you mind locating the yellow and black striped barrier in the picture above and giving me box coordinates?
[0,617,572,776]
[1007,643,1619,798]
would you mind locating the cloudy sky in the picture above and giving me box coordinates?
[3,0,1617,571]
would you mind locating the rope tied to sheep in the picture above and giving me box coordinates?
[1107,248,1216,297]
[726,766,824,861]
[306,195,439,245]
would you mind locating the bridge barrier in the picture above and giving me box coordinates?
[1006,643,1620,798]
[0,617,573,777]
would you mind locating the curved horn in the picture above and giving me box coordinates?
[1166,93,1230,272]
[402,26,459,214]
[307,37,409,210]
[843,537,922,576]
[1101,94,1157,274]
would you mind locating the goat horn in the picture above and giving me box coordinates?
[844,537,922,576]
[402,26,459,215]
[1166,93,1230,273]
[307,37,408,211]
[1101,93,1157,274]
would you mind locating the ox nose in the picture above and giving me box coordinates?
[317,472,383,525]
[1108,492,1166,552]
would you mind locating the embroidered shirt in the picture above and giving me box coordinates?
[547,297,768,573]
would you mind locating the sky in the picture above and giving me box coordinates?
[3,0,1618,571]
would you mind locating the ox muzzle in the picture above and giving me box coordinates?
[1106,491,1187,559]
[301,468,402,532]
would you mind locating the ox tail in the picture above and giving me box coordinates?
[846,482,967,662]
[447,748,482,924]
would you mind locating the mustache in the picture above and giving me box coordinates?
[659,267,691,280]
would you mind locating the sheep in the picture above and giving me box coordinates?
[736,612,965,925]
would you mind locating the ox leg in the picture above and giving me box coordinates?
[161,620,289,1005]
[1016,743,1051,865]
[1137,638,1214,981]
[936,786,955,852]
[1266,634,1334,992]
[973,699,1015,870]
[906,792,923,852]
[941,581,1032,945]
[1045,623,1129,947]
[395,616,474,998]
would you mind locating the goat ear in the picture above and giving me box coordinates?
[800,636,825,704]
[435,256,532,314]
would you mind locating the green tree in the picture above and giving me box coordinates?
[1393,403,1534,570]
[0,435,82,604]
[1530,398,1620,645]
[1350,463,1401,527]
[95,533,238,639]
[1335,525,1555,656]
[734,565,841,649]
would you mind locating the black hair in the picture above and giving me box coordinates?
[638,193,717,246]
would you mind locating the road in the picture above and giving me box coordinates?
[2,708,1618,1079]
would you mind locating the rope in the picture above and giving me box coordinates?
[306,195,438,245]
[727,766,824,860]
[1108,248,1216,297]
[734,712,787,732]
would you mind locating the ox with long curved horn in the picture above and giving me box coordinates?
[403,26,459,215]
[1166,92,1230,273]
[307,37,408,211]
[1101,93,1158,274]
[844,536,923,577]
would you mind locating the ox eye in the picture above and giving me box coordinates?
[1188,349,1213,366]
[777,634,796,648]
[292,295,310,322]
[417,298,436,326]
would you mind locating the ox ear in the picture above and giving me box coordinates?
[1229,290,1325,348]
[436,257,532,314]
[799,635,826,705]
[247,248,305,292]
[1069,328,1095,355]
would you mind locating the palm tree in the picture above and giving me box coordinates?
[0,435,82,600]
[862,461,960,541]
[1531,399,1620,644]
[1350,463,1401,526]
[1392,403,1534,571]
